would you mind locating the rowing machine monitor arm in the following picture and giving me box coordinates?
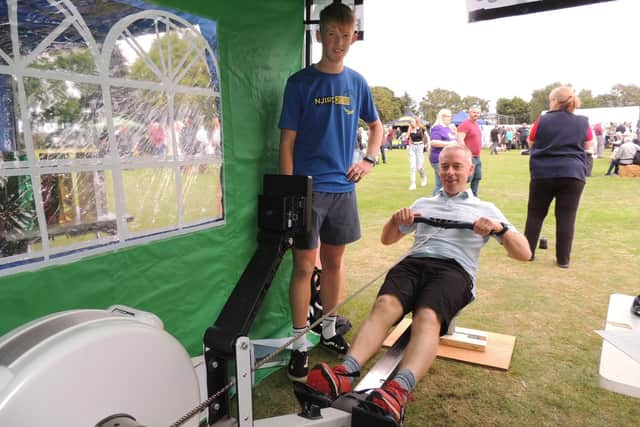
[203,174,311,425]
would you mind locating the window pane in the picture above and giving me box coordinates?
[111,88,169,159]
[174,94,219,160]
[182,164,223,224]
[123,167,178,233]
[0,75,21,160]
[0,175,39,258]
[25,78,108,160]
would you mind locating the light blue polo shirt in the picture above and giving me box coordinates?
[398,189,515,296]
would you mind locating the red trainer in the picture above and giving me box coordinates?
[367,379,412,423]
[306,362,354,400]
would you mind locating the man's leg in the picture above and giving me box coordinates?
[307,293,404,398]
[364,307,441,423]
[470,157,482,196]
[349,294,405,366]
[396,307,440,381]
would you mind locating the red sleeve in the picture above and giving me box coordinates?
[457,121,469,133]
[528,117,540,141]
[586,124,593,140]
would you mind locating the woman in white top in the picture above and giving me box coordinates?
[407,118,426,190]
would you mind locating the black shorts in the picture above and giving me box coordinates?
[378,256,473,336]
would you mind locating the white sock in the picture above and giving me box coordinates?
[322,316,337,339]
[292,326,308,352]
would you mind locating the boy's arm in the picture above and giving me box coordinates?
[279,129,297,174]
[381,207,414,245]
[365,119,383,158]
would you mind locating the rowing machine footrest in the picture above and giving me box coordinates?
[331,390,369,414]
[293,382,333,419]
[351,399,403,427]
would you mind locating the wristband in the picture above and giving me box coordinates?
[494,222,509,237]
[363,155,376,166]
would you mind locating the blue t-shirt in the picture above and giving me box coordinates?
[278,65,378,192]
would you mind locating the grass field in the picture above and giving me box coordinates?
[252,148,640,426]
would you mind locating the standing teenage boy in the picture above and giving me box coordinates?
[278,2,383,382]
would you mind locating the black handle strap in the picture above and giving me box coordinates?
[412,216,475,230]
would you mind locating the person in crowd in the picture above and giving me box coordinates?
[524,86,594,269]
[605,134,639,175]
[148,121,165,155]
[354,127,367,164]
[407,118,427,190]
[611,132,623,151]
[457,105,483,196]
[504,126,513,150]
[593,122,605,158]
[278,2,383,382]
[517,123,529,150]
[304,144,531,424]
[428,109,457,195]
[585,142,595,177]
[379,126,392,164]
[490,125,500,155]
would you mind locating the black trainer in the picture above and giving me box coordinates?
[287,349,309,382]
[320,334,350,355]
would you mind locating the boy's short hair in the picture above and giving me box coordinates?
[319,2,355,32]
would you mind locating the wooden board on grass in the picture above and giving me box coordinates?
[383,317,412,348]
[437,331,516,370]
[383,318,516,370]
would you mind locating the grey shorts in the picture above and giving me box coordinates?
[294,191,361,249]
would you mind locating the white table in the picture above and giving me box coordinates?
[598,293,640,398]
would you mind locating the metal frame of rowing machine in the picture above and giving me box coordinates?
[203,174,311,425]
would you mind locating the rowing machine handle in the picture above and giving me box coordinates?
[412,216,501,236]
[412,216,475,230]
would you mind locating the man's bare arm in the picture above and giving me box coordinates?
[381,208,415,245]
[473,217,532,261]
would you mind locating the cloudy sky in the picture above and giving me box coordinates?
[312,0,638,111]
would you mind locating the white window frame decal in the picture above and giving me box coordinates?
[0,0,224,275]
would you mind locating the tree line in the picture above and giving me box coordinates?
[372,83,640,126]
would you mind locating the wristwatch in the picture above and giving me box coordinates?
[494,222,509,237]
[363,155,376,166]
